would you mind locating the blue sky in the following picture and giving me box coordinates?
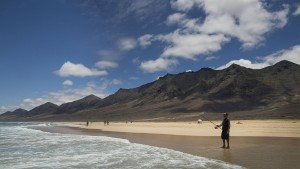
[1,0,300,113]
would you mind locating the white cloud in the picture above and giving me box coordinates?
[97,50,121,61]
[138,34,154,47]
[118,38,137,51]
[205,56,217,61]
[138,32,229,71]
[217,45,300,69]
[166,13,200,32]
[170,0,200,11]
[166,13,186,25]
[63,80,73,86]
[110,79,122,85]
[95,60,118,69]
[138,0,290,73]
[140,58,178,73]
[216,59,269,70]
[129,76,139,80]
[179,0,289,49]
[293,5,300,16]
[262,45,300,65]
[159,32,230,60]
[55,61,108,77]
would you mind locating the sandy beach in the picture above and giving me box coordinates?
[32,120,300,169]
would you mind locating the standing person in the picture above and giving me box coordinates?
[86,121,89,127]
[215,113,230,149]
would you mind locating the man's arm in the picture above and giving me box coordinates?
[215,121,223,128]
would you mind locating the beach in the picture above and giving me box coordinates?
[30,120,300,169]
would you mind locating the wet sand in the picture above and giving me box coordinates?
[31,124,300,169]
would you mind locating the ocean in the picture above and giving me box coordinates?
[0,122,245,169]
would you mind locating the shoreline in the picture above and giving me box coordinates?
[30,120,300,169]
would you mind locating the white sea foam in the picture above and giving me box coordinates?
[45,123,81,127]
[0,123,246,169]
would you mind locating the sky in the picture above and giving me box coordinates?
[1,0,300,114]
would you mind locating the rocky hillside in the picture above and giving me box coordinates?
[55,94,101,114]
[1,60,300,121]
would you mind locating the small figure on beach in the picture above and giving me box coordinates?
[104,121,109,125]
[215,113,230,149]
[86,121,89,127]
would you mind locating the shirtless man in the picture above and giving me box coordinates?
[216,113,230,149]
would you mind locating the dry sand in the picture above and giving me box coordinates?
[75,120,300,137]
[32,120,300,169]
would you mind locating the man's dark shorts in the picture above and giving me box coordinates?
[221,130,229,139]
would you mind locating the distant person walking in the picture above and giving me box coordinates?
[86,121,89,127]
[215,113,230,149]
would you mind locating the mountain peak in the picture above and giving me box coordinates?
[0,108,28,117]
[29,102,58,112]
[227,63,247,69]
[13,108,28,113]
[116,88,128,93]
[273,60,298,68]
[263,60,299,73]
[43,102,58,107]
[222,63,250,74]
[79,94,102,103]
[83,94,101,100]
[200,67,214,71]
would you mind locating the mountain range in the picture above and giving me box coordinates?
[1,60,300,121]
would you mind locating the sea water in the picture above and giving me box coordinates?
[0,122,245,169]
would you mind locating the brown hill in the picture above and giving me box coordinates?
[1,60,300,121]
[25,102,59,119]
[1,108,28,118]
[55,94,101,114]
